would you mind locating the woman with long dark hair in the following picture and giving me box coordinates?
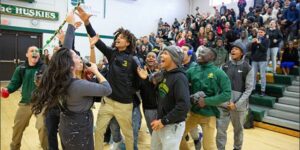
[31,48,112,150]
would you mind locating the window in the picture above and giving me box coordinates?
[209,0,238,6]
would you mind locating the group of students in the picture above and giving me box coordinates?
[3,1,300,150]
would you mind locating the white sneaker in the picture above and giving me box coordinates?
[110,141,122,150]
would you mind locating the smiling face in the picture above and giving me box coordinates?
[146,52,157,67]
[231,47,243,61]
[115,34,130,51]
[26,46,40,66]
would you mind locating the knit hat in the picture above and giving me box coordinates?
[232,40,246,55]
[163,45,184,67]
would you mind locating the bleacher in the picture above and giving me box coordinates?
[249,60,300,132]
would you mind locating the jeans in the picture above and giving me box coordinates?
[110,105,142,150]
[45,107,61,150]
[252,61,267,92]
[151,122,185,150]
[143,109,157,135]
[267,47,279,73]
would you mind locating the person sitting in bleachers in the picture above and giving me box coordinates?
[280,41,299,75]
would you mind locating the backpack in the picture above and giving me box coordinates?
[244,108,254,129]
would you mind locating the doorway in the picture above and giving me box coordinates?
[0,30,42,81]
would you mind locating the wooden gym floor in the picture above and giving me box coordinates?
[1,82,299,150]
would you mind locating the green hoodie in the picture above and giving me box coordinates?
[186,62,231,118]
[7,60,43,104]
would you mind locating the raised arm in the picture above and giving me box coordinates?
[76,6,113,60]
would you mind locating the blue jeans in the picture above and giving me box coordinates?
[45,107,60,150]
[143,109,157,135]
[110,106,141,150]
[252,61,267,92]
[267,47,279,73]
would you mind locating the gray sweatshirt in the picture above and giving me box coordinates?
[67,80,112,112]
[220,58,254,111]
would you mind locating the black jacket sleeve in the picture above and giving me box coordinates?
[161,77,190,125]
[85,23,113,60]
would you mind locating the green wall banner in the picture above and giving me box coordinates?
[0,3,59,21]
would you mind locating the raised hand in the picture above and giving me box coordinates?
[137,66,148,80]
[56,30,65,44]
[66,11,76,26]
[74,21,82,29]
[89,34,99,48]
[75,6,92,25]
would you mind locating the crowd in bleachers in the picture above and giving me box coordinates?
[136,0,299,72]
[3,0,299,150]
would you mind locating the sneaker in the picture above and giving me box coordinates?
[194,132,203,150]
[194,139,201,150]
[251,90,257,95]
[110,141,122,150]
[260,91,266,96]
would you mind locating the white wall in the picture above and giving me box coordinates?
[2,0,190,62]
[72,0,191,38]
[191,0,254,17]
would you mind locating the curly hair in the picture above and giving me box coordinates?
[112,27,137,53]
[31,48,75,115]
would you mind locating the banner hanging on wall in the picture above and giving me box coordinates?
[0,3,59,21]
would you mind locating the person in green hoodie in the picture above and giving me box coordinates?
[2,46,48,150]
[180,46,232,150]
[213,37,229,67]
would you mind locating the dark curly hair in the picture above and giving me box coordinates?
[112,27,137,53]
[31,48,75,115]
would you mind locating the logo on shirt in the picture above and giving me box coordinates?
[208,73,214,78]
[238,70,243,73]
[122,60,128,67]
[158,80,169,98]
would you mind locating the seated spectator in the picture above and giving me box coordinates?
[281,41,299,75]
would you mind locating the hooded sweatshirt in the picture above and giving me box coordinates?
[284,2,300,23]
[221,57,254,111]
[7,59,44,104]
[157,68,190,125]
[186,62,231,118]
[85,23,139,103]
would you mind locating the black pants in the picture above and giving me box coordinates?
[59,109,94,150]
[45,107,61,150]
